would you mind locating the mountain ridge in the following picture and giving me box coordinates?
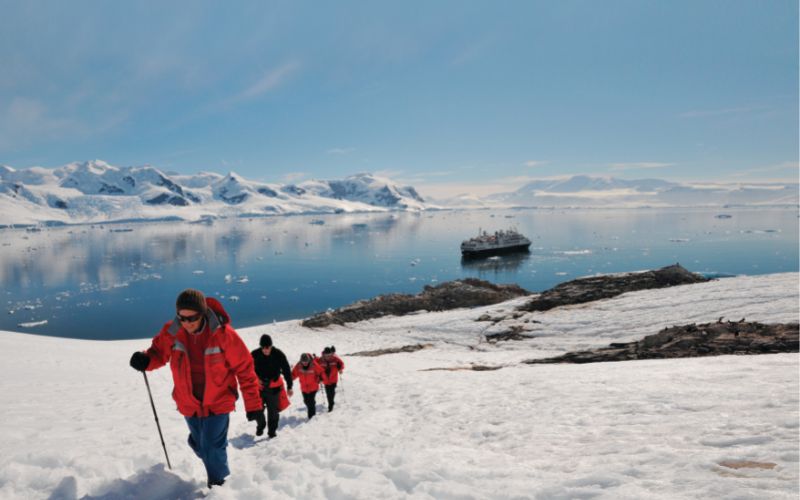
[1,160,796,226]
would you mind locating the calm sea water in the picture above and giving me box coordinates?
[1,207,797,340]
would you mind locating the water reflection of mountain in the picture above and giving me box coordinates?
[460,251,531,274]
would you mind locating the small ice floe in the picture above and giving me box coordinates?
[224,274,233,283]
[487,256,501,261]
[141,263,153,269]
[410,258,421,266]
[409,277,417,282]
[193,270,205,275]
[669,238,690,243]
[309,219,325,225]
[109,228,133,232]
[18,320,48,328]
[559,249,592,255]
[715,214,733,219]
[228,295,240,302]
[555,272,568,276]
[236,276,249,284]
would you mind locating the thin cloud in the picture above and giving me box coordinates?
[374,169,405,179]
[227,61,301,105]
[731,161,800,179]
[282,172,308,183]
[609,162,673,171]
[523,160,547,168]
[0,97,82,151]
[326,147,356,155]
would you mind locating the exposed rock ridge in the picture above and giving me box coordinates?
[301,278,530,328]
[524,320,799,364]
[519,263,708,312]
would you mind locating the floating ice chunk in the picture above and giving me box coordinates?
[555,272,568,276]
[236,276,249,284]
[18,320,48,328]
[559,249,592,255]
[193,270,205,275]
[224,274,233,283]
[669,238,690,243]
[229,296,240,302]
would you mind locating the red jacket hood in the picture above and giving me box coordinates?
[206,297,230,325]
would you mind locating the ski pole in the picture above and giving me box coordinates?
[142,371,172,470]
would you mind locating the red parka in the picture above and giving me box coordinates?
[318,354,345,385]
[291,359,325,393]
[140,297,262,418]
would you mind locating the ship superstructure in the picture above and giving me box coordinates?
[460,228,531,257]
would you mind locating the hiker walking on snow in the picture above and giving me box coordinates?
[318,346,345,412]
[291,353,325,419]
[128,289,265,489]
[250,335,293,438]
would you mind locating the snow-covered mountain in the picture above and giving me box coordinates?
[476,175,799,208]
[0,161,433,226]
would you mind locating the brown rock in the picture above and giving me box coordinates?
[519,263,708,312]
[302,278,529,327]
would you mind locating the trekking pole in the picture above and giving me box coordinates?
[142,371,172,470]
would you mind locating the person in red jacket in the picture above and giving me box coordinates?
[128,289,264,489]
[318,346,345,412]
[291,353,325,419]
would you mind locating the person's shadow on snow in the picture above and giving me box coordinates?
[230,411,315,450]
[49,464,203,500]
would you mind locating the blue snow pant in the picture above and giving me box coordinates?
[185,413,230,484]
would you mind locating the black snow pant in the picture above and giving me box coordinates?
[261,388,280,437]
[324,383,337,412]
[302,391,317,419]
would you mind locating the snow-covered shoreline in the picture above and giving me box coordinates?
[0,273,797,499]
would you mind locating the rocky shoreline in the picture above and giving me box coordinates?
[302,263,709,328]
[301,278,529,328]
[518,263,708,312]
[525,320,799,365]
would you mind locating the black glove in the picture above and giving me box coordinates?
[129,351,150,371]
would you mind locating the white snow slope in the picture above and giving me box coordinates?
[0,273,798,499]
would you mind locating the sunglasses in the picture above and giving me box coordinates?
[178,312,203,323]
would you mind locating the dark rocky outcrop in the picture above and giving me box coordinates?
[302,278,530,328]
[145,193,190,206]
[349,343,433,357]
[525,320,799,365]
[486,325,534,343]
[519,263,708,312]
[422,364,504,372]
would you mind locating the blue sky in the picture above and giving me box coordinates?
[1,1,797,197]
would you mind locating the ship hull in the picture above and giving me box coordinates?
[461,243,531,258]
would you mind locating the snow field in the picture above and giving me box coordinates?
[0,273,797,499]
